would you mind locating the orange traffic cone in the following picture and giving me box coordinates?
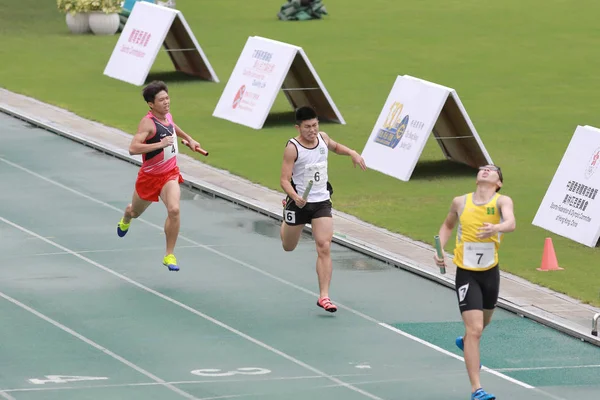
[536,238,564,271]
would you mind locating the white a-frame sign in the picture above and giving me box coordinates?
[213,36,344,130]
[361,75,493,181]
[104,1,219,86]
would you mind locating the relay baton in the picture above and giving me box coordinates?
[297,180,313,209]
[434,235,446,274]
[181,139,209,156]
[302,180,313,200]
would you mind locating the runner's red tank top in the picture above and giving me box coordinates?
[140,111,178,175]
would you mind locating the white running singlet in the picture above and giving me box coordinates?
[288,133,330,203]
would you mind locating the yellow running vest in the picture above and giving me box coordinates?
[453,193,502,271]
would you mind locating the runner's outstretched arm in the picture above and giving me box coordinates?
[319,131,367,170]
[174,123,198,147]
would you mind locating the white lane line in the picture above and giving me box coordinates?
[1,373,368,394]
[4,243,251,260]
[495,364,600,372]
[378,323,534,389]
[0,216,384,400]
[3,245,202,259]
[0,289,199,400]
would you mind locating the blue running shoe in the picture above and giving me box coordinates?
[117,218,130,237]
[471,388,495,400]
[456,336,481,370]
[456,336,465,351]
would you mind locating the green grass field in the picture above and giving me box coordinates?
[2,0,600,306]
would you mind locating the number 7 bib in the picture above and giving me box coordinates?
[463,242,495,269]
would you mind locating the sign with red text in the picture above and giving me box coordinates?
[104,1,218,86]
[213,36,344,130]
[361,75,493,181]
[533,125,600,247]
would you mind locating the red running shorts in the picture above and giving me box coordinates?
[135,166,183,202]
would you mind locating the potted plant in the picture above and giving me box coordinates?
[57,0,91,34]
[85,0,123,35]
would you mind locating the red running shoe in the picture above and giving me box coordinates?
[317,297,337,313]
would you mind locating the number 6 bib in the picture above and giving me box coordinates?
[304,161,327,193]
[463,242,495,269]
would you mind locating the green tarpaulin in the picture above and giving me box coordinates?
[277,0,328,21]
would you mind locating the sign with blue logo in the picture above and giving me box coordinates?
[360,75,493,181]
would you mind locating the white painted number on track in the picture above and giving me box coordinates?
[29,375,109,385]
[190,367,271,377]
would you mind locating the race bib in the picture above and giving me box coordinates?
[463,242,495,269]
[304,161,327,192]
[283,210,296,224]
[164,133,178,161]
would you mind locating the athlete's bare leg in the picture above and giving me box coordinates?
[280,222,304,251]
[311,217,333,299]
[123,190,152,223]
[483,309,495,329]
[159,179,181,256]
[461,309,485,392]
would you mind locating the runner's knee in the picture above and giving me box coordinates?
[280,222,301,251]
[281,229,298,251]
[465,322,484,340]
[282,240,297,252]
[167,204,180,219]
[315,237,331,256]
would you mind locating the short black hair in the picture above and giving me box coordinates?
[295,106,317,125]
[495,165,503,192]
[495,165,503,183]
[484,164,503,192]
[143,80,168,103]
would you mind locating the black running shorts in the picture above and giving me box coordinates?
[454,265,500,313]
[283,198,332,226]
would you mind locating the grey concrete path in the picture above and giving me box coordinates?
[1,88,598,346]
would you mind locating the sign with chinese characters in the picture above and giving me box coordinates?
[213,36,344,130]
[103,1,218,86]
[533,125,600,247]
[360,75,493,181]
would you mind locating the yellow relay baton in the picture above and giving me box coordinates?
[434,235,446,274]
